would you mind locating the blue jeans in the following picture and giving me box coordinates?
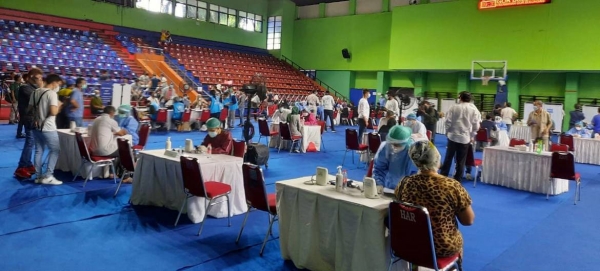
[33,130,61,179]
[18,127,35,168]
[69,117,83,127]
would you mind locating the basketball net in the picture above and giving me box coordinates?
[482,76,491,86]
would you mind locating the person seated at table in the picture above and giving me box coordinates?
[378,117,397,142]
[287,106,304,153]
[373,125,414,193]
[378,110,396,132]
[395,140,475,269]
[404,113,427,140]
[198,118,233,155]
[170,96,185,121]
[114,104,140,145]
[494,116,510,147]
[90,90,105,115]
[305,109,319,126]
[89,106,129,157]
[566,121,591,138]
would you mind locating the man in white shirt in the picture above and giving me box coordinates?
[384,92,399,116]
[500,102,518,131]
[440,91,481,181]
[89,106,128,157]
[357,89,371,138]
[321,90,336,132]
[306,90,320,113]
[30,74,63,185]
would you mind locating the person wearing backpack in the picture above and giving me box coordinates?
[30,74,64,185]
[14,69,44,179]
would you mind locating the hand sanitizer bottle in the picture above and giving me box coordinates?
[207,144,213,158]
[335,166,344,192]
[165,137,171,150]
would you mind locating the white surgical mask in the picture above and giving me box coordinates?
[575,127,582,131]
[533,106,539,111]
[391,144,405,154]
[53,86,60,92]
[208,131,217,138]
[495,120,501,124]
[367,94,371,99]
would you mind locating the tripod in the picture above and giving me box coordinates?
[242,93,255,143]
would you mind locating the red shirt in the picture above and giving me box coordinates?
[201,131,233,154]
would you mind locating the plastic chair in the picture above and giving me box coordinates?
[547,152,581,204]
[176,156,232,237]
[72,132,117,188]
[114,138,135,197]
[550,143,569,152]
[509,138,526,147]
[231,140,246,158]
[466,143,482,187]
[426,130,432,141]
[559,134,574,152]
[155,108,168,131]
[236,163,278,256]
[279,122,302,153]
[388,202,461,271]
[367,132,381,159]
[475,128,491,149]
[342,129,368,166]
[133,123,151,151]
[258,118,277,146]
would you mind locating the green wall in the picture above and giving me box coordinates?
[579,73,600,99]
[315,71,354,97]
[268,0,296,59]
[389,0,600,71]
[292,12,391,71]
[354,72,378,89]
[427,73,458,93]
[519,73,566,96]
[390,72,415,88]
[1,0,269,49]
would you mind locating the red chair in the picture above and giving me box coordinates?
[258,118,277,146]
[475,128,491,149]
[466,143,483,187]
[342,129,368,166]
[547,152,581,204]
[278,122,302,153]
[559,134,574,152]
[426,130,432,141]
[550,143,569,152]
[176,156,232,236]
[317,120,326,152]
[155,108,168,130]
[133,123,150,151]
[232,140,246,158]
[72,132,117,187]
[197,110,210,124]
[219,108,228,127]
[388,202,461,271]
[509,138,526,147]
[181,109,192,123]
[114,138,135,197]
[366,159,374,178]
[367,132,381,159]
[235,163,278,256]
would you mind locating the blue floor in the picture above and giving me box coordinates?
[0,121,598,271]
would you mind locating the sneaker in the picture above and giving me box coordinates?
[331,130,336,133]
[14,168,32,179]
[39,176,63,185]
[465,173,473,180]
[25,165,36,174]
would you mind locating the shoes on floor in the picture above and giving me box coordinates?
[25,165,36,174]
[38,176,63,185]
[16,134,26,139]
[465,173,473,180]
[14,167,32,179]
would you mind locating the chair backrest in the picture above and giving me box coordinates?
[509,138,526,147]
[219,108,228,121]
[242,163,273,214]
[181,109,191,122]
[258,118,271,137]
[550,151,577,180]
[137,123,151,147]
[550,143,569,152]
[232,140,246,158]
[179,156,208,197]
[559,134,575,151]
[389,201,439,269]
[367,132,381,154]
[465,143,475,167]
[345,129,361,151]
[366,159,374,177]
[200,110,211,122]
[426,130,432,140]
[156,108,168,123]
[74,132,93,162]
[475,128,489,142]
[279,122,293,141]
[117,138,136,171]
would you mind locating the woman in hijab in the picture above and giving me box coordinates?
[287,106,304,152]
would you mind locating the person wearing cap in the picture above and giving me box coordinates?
[566,121,590,138]
[58,79,75,100]
[198,118,233,154]
[114,104,139,145]
[373,125,414,193]
[89,106,128,157]
[404,113,428,141]
[90,89,104,115]
[384,92,399,117]
[395,140,474,267]
[67,78,86,127]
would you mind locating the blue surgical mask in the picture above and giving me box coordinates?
[208,131,217,138]
[533,106,539,111]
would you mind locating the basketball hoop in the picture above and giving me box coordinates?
[482,76,491,86]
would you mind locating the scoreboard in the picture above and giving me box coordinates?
[479,0,551,10]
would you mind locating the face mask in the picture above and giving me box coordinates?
[208,131,217,138]
[81,84,87,90]
[575,127,582,131]
[495,120,501,124]
[533,106,539,111]
[367,94,371,99]
[52,86,60,92]
[391,144,405,154]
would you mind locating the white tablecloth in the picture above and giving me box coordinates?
[573,137,600,165]
[436,118,446,134]
[277,176,413,271]
[482,146,568,195]
[130,150,247,223]
[55,129,131,179]
[509,125,531,141]
[302,125,322,152]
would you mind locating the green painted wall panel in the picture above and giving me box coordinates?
[578,73,600,99]
[470,80,497,95]
[354,72,378,89]
[519,73,566,97]
[292,13,391,70]
[316,71,353,97]
[3,0,268,49]
[427,73,458,93]
[390,71,414,87]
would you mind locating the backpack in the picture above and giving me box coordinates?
[24,90,49,130]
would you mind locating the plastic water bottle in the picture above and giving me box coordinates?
[536,140,543,154]
[207,144,212,158]
[165,137,171,150]
[342,169,348,189]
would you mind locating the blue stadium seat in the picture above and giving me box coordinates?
[105,63,113,70]
[34,56,43,63]
[23,55,33,64]
[6,33,15,40]
[18,21,25,28]
[80,54,89,61]
[88,55,97,62]
[50,51,59,59]
[37,24,45,30]
[89,37,97,43]
[65,28,73,34]
[91,48,99,55]
[12,27,21,34]
[27,35,36,42]
[11,55,21,63]
[28,49,37,56]
[44,43,54,51]
[17,48,27,56]
[85,62,94,69]
[98,55,106,62]
[45,58,55,66]
[71,54,80,61]
[1,25,8,32]
[34,43,42,50]
[100,49,108,56]
[67,59,76,67]
[1,39,8,46]
[42,31,50,37]
[38,49,48,57]
[56,59,66,67]
[47,26,55,32]
[91,32,98,38]
[60,52,69,59]
[74,30,81,36]
[73,46,82,54]
[5,63,14,71]
[38,36,48,44]
[102,44,111,50]
[121,41,129,47]
[51,32,60,39]
[23,41,32,49]
[60,33,69,39]
[96,62,104,70]
[23,28,31,35]
[82,31,90,37]
[82,47,90,54]
[67,40,76,46]
[12,41,22,48]
[85,42,94,48]
[48,38,57,44]
[33,29,41,36]
[17,34,26,41]
[80,35,88,42]
[77,60,85,67]
[28,23,36,29]
[96,38,103,43]
[0,20,5,26]
[55,44,63,51]
[63,45,72,52]
[0,54,7,62]
[123,65,131,72]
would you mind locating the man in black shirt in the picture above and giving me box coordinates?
[417,101,439,143]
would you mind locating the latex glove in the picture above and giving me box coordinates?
[574,134,581,138]
[198,145,208,153]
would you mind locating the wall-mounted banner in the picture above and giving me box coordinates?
[479,0,551,10]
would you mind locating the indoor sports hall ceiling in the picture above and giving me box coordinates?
[291,0,345,6]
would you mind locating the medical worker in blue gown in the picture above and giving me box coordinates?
[372,125,414,193]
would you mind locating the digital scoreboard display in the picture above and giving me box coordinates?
[479,0,551,10]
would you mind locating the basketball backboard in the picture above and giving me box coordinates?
[470,60,508,82]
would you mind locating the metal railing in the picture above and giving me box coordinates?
[281,55,349,102]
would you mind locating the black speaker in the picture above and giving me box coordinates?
[341,48,351,59]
